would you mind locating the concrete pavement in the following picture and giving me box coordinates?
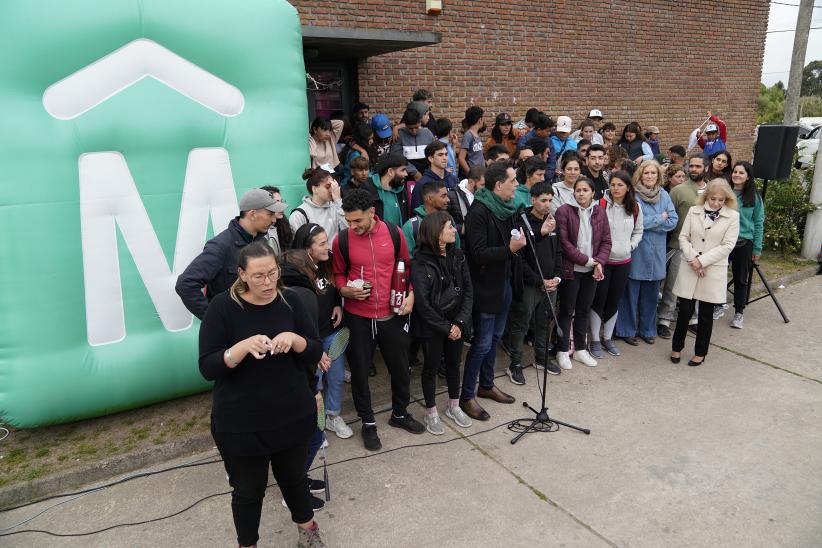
[2,276,820,547]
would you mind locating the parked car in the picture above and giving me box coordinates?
[796,125,820,169]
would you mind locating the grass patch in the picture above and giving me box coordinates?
[26,465,51,481]
[76,444,98,456]
[129,427,150,441]
[35,447,50,458]
[758,251,815,281]
[4,448,27,467]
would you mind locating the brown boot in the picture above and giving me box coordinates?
[459,398,490,421]
[477,385,516,404]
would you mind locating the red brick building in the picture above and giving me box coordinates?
[290,0,769,159]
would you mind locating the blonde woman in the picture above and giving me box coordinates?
[614,160,677,345]
[198,241,326,547]
[671,179,740,366]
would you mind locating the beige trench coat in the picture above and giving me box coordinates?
[673,205,740,304]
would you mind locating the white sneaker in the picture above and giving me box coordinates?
[712,305,727,320]
[325,415,353,439]
[573,350,598,367]
[343,369,351,383]
[556,351,573,370]
[730,313,744,329]
[445,406,472,428]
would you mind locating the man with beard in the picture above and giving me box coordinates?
[657,153,709,338]
[581,144,608,199]
[367,153,412,227]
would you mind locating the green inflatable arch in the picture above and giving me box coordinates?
[0,0,309,427]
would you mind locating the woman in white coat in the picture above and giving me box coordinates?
[671,179,739,366]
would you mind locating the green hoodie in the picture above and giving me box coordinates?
[513,184,532,211]
[370,173,405,226]
[735,190,765,255]
[402,205,461,257]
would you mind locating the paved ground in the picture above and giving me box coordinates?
[2,276,821,547]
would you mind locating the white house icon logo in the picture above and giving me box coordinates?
[43,39,246,346]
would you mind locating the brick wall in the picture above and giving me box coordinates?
[290,0,769,160]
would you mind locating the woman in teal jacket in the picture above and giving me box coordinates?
[720,161,764,329]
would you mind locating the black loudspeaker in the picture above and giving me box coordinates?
[753,124,799,180]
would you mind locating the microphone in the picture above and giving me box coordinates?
[519,211,534,237]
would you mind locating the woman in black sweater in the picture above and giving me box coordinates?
[199,241,325,548]
[410,211,474,435]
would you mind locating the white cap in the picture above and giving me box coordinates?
[588,109,603,119]
[705,123,718,132]
[556,116,573,133]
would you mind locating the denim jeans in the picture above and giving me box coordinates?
[321,331,346,416]
[460,282,512,400]
[615,278,661,338]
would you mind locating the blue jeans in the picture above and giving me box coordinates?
[615,278,661,339]
[305,427,324,474]
[461,282,512,400]
[321,331,346,416]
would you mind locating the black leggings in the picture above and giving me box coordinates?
[672,298,716,357]
[557,271,597,352]
[421,334,463,408]
[591,262,631,321]
[222,443,312,547]
[729,240,753,313]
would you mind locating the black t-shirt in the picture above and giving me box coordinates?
[199,290,322,455]
[581,166,608,200]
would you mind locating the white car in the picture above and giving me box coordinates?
[796,125,820,169]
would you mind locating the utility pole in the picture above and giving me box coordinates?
[801,143,822,261]
[783,0,814,124]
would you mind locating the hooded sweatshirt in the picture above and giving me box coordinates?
[391,126,437,175]
[289,196,348,242]
[551,181,576,215]
[600,192,644,264]
[369,173,407,226]
[280,262,341,338]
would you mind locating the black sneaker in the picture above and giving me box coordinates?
[657,324,672,339]
[507,365,526,385]
[388,412,425,434]
[362,424,382,451]
[282,494,325,511]
[546,361,561,375]
[308,477,326,495]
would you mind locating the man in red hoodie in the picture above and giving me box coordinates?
[333,189,424,451]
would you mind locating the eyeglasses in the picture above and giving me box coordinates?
[248,269,280,284]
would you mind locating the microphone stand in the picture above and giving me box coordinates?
[510,211,590,444]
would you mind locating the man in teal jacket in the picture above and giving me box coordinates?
[402,180,460,256]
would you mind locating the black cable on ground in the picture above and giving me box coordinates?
[0,420,513,538]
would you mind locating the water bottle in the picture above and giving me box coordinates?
[391,259,407,313]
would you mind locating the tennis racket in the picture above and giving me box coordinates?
[327,326,350,361]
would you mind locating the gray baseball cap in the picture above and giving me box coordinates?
[239,188,287,213]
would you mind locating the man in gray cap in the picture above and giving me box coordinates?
[175,188,287,319]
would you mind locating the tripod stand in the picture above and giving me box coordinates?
[727,261,789,323]
[510,214,590,445]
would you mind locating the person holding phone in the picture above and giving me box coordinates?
[554,178,612,370]
[198,241,326,548]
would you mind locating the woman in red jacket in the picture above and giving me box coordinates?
[554,178,612,370]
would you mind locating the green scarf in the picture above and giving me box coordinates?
[474,187,517,220]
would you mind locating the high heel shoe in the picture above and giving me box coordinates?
[687,356,706,367]
[670,353,681,364]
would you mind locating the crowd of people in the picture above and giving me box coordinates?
[174,91,764,548]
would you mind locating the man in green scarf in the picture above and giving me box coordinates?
[459,163,525,421]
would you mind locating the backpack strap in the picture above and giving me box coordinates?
[339,228,350,274]
[411,216,421,240]
[385,221,401,261]
[293,207,309,225]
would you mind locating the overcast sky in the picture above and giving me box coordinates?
[761,1,822,86]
